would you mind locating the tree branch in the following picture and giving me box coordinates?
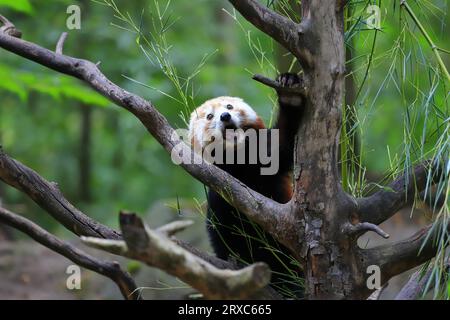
[357,162,437,225]
[0,147,121,239]
[0,20,299,252]
[156,219,194,237]
[228,0,312,68]
[0,206,140,300]
[342,222,389,239]
[55,32,68,55]
[363,222,450,283]
[82,212,274,300]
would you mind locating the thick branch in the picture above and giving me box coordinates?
[357,162,436,225]
[0,206,140,300]
[228,0,312,68]
[363,222,450,283]
[83,212,274,300]
[0,23,299,252]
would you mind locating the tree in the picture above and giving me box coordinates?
[0,0,448,300]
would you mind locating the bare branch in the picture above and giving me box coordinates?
[83,212,273,300]
[228,0,312,68]
[55,32,68,54]
[0,25,300,252]
[0,206,140,300]
[156,219,194,237]
[0,147,121,239]
[363,222,450,283]
[357,162,438,225]
[343,222,390,239]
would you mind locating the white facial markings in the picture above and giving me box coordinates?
[189,96,259,149]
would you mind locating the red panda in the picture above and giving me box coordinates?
[188,73,304,298]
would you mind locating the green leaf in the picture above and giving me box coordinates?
[0,0,34,14]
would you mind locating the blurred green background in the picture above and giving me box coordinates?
[0,0,448,234]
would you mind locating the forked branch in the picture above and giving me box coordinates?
[82,212,274,300]
[0,147,121,239]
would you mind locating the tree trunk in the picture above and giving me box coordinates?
[292,1,365,299]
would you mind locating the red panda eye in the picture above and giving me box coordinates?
[226,104,233,110]
[206,113,214,120]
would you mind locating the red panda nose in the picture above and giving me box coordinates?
[220,112,231,122]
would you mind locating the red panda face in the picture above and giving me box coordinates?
[188,96,265,151]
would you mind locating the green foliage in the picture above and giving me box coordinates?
[0,0,33,14]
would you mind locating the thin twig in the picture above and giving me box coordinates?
[156,219,194,237]
[55,32,68,54]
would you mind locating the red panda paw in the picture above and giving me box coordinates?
[276,72,301,88]
[276,73,304,107]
